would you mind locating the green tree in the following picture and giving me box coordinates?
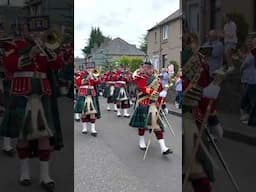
[118,56,130,68]
[169,60,179,76]
[129,57,143,72]
[139,34,148,53]
[82,27,106,55]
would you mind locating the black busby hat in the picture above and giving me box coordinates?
[143,55,153,66]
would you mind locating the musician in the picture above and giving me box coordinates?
[104,65,117,111]
[182,33,222,192]
[0,24,15,156]
[74,62,101,136]
[58,43,74,98]
[74,71,86,121]
[0,29,63,191]
[129,60,172,156]
[113,64,131,117]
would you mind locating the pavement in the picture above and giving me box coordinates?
[166,100,256,146]
[0,97,74,192]
[75,97,182,192]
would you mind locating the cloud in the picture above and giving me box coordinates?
[75,0,180,57]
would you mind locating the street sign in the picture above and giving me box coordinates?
[26,16,50,32]
[84,61,95,69]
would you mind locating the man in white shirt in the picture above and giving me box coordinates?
[223,14,238,73]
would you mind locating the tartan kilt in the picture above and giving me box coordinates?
[129,104,165,131]
[103,86,109,98]
[106,86,116,103]
[74,95,101,119]
[113,87,119,102]
[115,87,130,100]
[0,95,56,140]
[74,96,84,113]
[99,82,106,93]
[2,80,11,108]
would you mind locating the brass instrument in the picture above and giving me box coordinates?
[33,30,60,56]
[44,30,61,50]
[91,67,101,77]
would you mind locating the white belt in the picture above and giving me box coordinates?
[106,81,115,84]
[116,81,126,84]
[13,72,47,79]
[80,85,94,89]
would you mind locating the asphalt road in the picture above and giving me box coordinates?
[74,97,182,192]
[0,97,74,192]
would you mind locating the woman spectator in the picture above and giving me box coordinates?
[175,71,182,109]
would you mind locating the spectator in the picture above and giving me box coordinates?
[239,41,256,125]
[203,30,224,80]
[248,39,256,126]
[223,13,238,73]
[175,71,182,109]
[168,63,174,78]
[160,68,169,88]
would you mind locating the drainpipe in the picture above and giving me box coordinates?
[159,25,162,71]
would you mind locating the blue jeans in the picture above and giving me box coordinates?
[240,83,251,113]
[247,84,256,126]
[175,91,182,108]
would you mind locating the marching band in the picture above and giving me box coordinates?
[0,20,73,191]
[74,58,175,159]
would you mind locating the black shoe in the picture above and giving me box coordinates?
[139,146,146,151]
[162,148,173,155]
[3,149,15,157]
[75,118,80,122]
[82,131,88,135]
[91,132,97,137]
[20,179,32,186]
[124,115,130,118]
[41,181,55,192]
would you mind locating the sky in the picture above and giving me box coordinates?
[74,0,180,57]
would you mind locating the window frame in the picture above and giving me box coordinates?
[162,24,168,40]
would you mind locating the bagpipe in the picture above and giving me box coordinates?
[182,45,240,192]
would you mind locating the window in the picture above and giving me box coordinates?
[162,54,167,68]
[154,31,157,42]
[162,25,168,40]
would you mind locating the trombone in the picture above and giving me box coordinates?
[33,30,60,59]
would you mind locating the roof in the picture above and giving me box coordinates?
[95,37,146,56]
[148,9,182,31]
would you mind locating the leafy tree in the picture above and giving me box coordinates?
[169,60,179,76]
[129,57,143,72]
[139,34,148,53]
[82,27,106,55]
[118,56,130,67]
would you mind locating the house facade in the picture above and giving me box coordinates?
[23,0,73,40]
[0,1,25,35]
[90,37,146,67]
[183,0,256,44]
[147,9,182,71]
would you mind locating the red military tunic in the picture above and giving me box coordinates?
[78,75,101,97]
[134,73,163,106]
[3,39,62,96]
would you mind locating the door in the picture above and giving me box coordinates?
[152,55,159,71]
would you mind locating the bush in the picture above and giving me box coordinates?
[129,57,143,72]
[169,60,179,76]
